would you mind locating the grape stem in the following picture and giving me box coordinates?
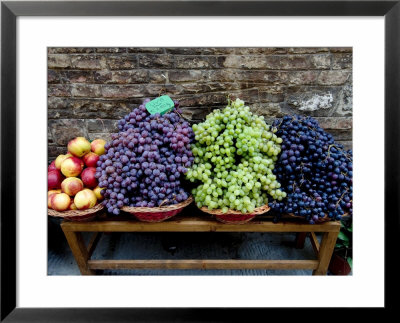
[335,187,349,209]
[175,110,191,122]
[158,194,177,207]
[226,94,231,106]
[158,85,167,97]
[298,162,309,188]
[158,199,170,207]
[324,144,353,162]
[324,144,335,161]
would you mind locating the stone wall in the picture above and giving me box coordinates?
[48,47,352,160]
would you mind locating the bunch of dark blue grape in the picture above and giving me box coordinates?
[95,99,195,215]
[269,115,352,224]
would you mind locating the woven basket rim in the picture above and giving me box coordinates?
[132,212,178,222]
[121,196,193,213]
[48,203,104,218]
[199,203,270,216]
[288,212,350,222]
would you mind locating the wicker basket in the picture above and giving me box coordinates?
[121,196,193,222]
[199,204,271,224]
[48,203,104,222]
[288,212,350,223]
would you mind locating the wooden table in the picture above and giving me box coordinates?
[60,212,340,275]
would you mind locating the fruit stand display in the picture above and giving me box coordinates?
[48,137,106,221]
[49,95,353,275]
[269,115,353,223]
[95,97,195,221]
[186,98,285,223]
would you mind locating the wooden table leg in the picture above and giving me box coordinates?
[87,232,102,259]
[312,231,339,275]
[295,232,308,249]
[309,232,320,256]
[62,230,96,275]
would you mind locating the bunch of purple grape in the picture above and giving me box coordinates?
[96,99,195,215]
[269,115,353,223]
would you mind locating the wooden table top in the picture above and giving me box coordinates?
[61,213,340,233]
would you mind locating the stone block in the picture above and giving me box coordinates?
[138,54,174,68]
[48,48,95,54]
[71,55,107,70]
[101,85,144,98]
[97,48,127,53]
[62,70,94,83]
[318,71,350,85]
[87,132,113,142]
[48,55,71,69]
[332,53,352,70]
[169,70,209,82]
[48,119,88,146]
[86,119,118,133]
[70,84,101,97]
[174,56,218,69]
[107,55,137,70]
[287,71,319,85]
[310,54,331,69]
[128,48,164,53]
[48,70,60,83]
[48,85,70,97]
[287,47,329,54]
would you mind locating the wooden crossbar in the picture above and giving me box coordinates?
[88,259,319,270]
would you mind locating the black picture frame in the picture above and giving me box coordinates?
[1,0,398,321]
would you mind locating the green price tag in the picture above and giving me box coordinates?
[145,95,174,115]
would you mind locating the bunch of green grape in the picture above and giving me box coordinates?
[186,98,286,213]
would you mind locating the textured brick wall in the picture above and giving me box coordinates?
[48,47,352,160]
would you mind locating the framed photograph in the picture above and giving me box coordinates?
[1,0,398,321]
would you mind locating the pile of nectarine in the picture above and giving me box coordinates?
[48,137,106,212]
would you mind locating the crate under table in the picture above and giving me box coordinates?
[60,213,340,275]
